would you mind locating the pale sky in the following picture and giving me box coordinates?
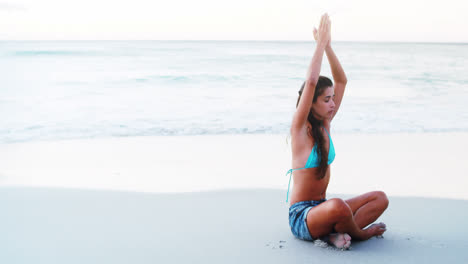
[1,0,467,42]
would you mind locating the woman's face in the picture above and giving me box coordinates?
[311,86,335,120]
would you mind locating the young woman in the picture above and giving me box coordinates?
[287,14,389,249]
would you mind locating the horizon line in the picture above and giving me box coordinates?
[1,39,467,44]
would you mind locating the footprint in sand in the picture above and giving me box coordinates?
[265,240,287,249]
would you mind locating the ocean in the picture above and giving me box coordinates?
[1,41,467,144]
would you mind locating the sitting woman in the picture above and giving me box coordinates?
[287,13,389,249]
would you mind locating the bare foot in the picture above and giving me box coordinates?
[324,233,351,250]
[364,222,386,239]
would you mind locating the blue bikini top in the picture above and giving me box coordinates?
[286,126,335,202]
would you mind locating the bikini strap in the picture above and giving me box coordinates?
[285,168,305,203]
[322,126,331,137]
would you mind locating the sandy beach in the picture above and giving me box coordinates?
[2,188,468,263]
[1,133,468,262]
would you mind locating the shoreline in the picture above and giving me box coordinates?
[2,130,468,144]
[1,132,467,200]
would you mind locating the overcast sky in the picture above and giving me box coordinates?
[1,0,467,42]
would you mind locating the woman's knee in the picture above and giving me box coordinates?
[327,198,352,219]
[372,191,389,210]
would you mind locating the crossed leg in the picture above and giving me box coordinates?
[345,191,389,229]
[305,191,389,248]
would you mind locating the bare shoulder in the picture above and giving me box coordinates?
[290,125,309,145]
[290,124,312,152]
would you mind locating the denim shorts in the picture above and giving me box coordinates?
[289,199,326,241]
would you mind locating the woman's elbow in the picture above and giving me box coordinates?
[335,78,347,87]
[305,78,318,87]
[338,77,347,85]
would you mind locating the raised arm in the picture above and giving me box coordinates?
[291,14,331,132]
[313,26,347,121]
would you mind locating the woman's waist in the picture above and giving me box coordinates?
[292,174,329,193]
[289,185,327,206]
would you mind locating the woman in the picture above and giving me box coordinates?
[287,14,389,249]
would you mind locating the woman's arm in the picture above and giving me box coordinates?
[325,46,347,121]
[313,27,347,121]
[291,14,331,132]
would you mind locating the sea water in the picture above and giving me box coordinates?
[1,41,467,144]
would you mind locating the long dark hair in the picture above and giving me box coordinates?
[296,76,333,179]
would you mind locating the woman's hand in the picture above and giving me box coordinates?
[314,13,331,48]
